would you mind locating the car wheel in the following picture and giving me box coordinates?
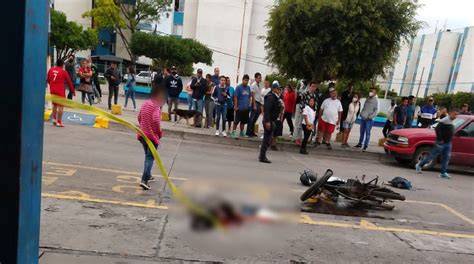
[411,146,436,170]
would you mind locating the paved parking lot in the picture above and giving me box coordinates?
[40,124,474,263]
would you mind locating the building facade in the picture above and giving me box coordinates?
[182,0,275,83]
[381,27,473,96]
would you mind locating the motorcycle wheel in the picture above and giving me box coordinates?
[300,169,333,202]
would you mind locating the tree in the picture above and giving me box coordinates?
[50,10,98,61]
[130,32,213,68]
[83,0,171,61]
[265,0,422,82]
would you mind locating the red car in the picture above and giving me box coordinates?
[384,115,474,169]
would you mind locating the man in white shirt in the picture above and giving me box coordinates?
[316,88,342,150]
[246,72,263,137]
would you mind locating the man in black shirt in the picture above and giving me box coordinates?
[259,81,282,163]
[416,109,459,179]
[190,69,207,127]
[104,62,122,110]
[164,66,183,121]
[65,54,76,100]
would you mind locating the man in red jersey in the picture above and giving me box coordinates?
[47,59,75,127]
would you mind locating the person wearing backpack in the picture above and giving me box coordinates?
[124,66,137,111]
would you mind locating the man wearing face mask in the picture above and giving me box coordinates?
[165,66,183,122]
[355,87,379,151]
[382,99,397,138]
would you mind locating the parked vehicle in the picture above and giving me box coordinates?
[133,71,156,85]
[384,115,474,169]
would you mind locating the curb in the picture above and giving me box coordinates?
[107,121,387,162]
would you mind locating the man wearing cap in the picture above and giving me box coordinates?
[165,66,183,122]
[259,81,282,163]
[190,68,207,127]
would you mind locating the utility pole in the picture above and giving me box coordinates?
[415,67,425,98]
[236,0,247,84]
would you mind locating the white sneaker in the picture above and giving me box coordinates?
[222,131,227,137]
[215,130,220,136]
[133,108,137,112]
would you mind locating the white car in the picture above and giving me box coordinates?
[134,71,156,85]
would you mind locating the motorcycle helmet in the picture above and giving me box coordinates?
[299,170,318,186]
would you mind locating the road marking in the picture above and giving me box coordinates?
[300,214,474,239]
[42,161,188,181]
[42,192,168,210]
[405,200,474,225]
[41,191,474,239]
[45,167,77,176]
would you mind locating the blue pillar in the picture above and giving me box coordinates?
[0,0,48,263]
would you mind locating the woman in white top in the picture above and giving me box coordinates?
[341,94,361,147]
[300,98,316,155]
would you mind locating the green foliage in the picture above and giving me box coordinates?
[83,0,171,61]
[265,0,422,82]
[451,92,474,109]
[334,79,381,97]
[264,73,297,88]
[425,92,474,109]
[50,10,98,61]
[131,32,213,68]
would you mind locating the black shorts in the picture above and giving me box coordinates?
[235,109,249,124]
[226,108,234,122]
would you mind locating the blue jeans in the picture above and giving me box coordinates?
[215,103,227,131]
[124,87,136,109]
[358,118,374,148]
[187,94,193,110]
[419,142,452,174]
[192,99,204,113]
[246,102,262,136]
[140,138,158,183]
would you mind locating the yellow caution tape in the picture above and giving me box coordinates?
[46,95,221,229]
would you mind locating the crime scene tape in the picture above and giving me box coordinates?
[45,95,221,229]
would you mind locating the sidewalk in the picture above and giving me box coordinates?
[64,88,386,155]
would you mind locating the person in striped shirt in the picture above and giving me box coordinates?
[137,86,166,190]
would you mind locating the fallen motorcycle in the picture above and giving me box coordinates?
[300,169,405,210]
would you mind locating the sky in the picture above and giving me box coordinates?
[416,0,474,34]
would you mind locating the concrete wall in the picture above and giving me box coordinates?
[452,27,473,93]
[183,0,275,85]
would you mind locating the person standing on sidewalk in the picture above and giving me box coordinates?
[165,66,183,122]
[211,67,220,86]
[259,81,282,163]
[282,84,296,137]
[204,74,216,128]
[212,76,229,137]
[405,95,416,128]
[246,72,263,137]
[416,109,459,179]
[261,79,271,97]
[47,59,76,127]
[104,61,122,110]
[355,87,379,151]
[418,97,437,128]
[294,81,318,145]
[90,60,101,102]
[65,54,77,100]
[392,97,408,130]
[382,99,397,138]
[231,74,252,138]
[77,59,93,106]
[190,69,207,128]
[316,88,342,150]
[137,86,165,190]
[460,103,471,115]
[341,93,361,148]
[339,83,354,130]
[300,97,316,154]
[225,77,235,134]
[124,66,137,111]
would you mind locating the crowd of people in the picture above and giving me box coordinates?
[46,59,471,188]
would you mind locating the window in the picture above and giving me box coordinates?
[460,122,474,137]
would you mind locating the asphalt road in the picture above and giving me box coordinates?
[39,123,474,263]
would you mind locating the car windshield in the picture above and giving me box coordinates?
[138,72,150,77]
[430,117,467,130]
